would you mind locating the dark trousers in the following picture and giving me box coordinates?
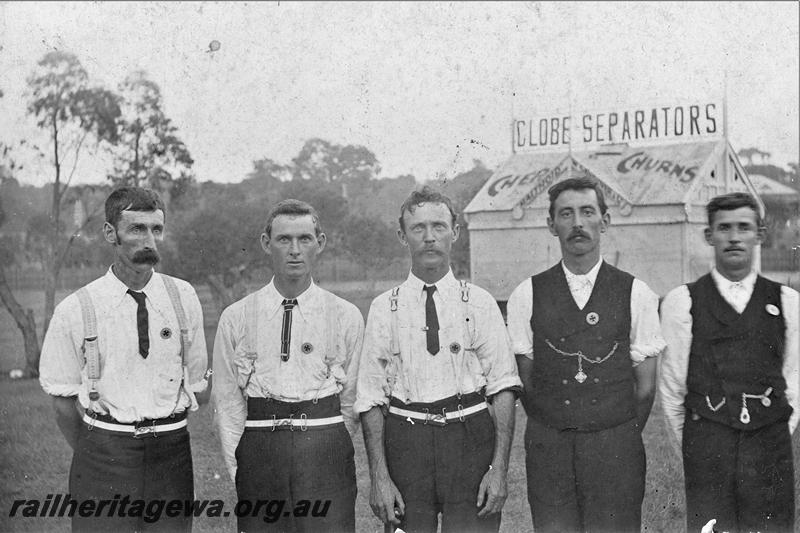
[385,394,501,533]
[69,424,193,533]
[235,395,356,533]
[525,416,645,533]
[683,413,795,533]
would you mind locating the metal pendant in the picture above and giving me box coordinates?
[761,396,772,407]
[739,406,751,425]
[575,370,587,383]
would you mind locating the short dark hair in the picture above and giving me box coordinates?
[263,199,323,237]
[706,192,762,227]
[105,187,166,229]
[398,186,458,232]
[547,177,608,219]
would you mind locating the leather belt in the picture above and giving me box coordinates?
[83,413,187,437]
[245,414,344,431]
[388,401,488,426]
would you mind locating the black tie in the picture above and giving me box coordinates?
[423,285,439,355]
[280,299,298,362]
[127,289,149,358]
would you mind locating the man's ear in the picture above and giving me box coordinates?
[703,227,713,246]
[103,222,117,245]
[397,228,408,247]
[315,232,327,254]
[260,233,271,255]
[546,217,558,237]
[756,225,766,244]
[599,211,611,233]
[452,224,460,242]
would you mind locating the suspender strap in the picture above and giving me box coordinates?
[389,286,401,355]
[242,292,260,396]
[76,288,101,404]
[161,276,190,362]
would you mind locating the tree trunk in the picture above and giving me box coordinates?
[206,274,236,313]
[43,262,57,336]
[0,268,41,378]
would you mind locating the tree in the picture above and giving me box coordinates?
[166,183,266,310]
[340,213,405,287]
[110,71,194,195]
[291,138,381,189]
[0,192,40,377]
[27,51,121,336]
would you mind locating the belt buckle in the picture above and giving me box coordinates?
[133,423,156,438]
[428,408,447,427]
[300,413,308,431]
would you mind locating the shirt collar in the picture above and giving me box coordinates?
[404,269,458,303]
[711,267,757,292]
[561,257,603,288]
[103,265,162,309]
[262,278,321,320]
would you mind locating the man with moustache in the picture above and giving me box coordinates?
[39,187,209,532]
[354,186,522,533]
[660,192,799,533]
[506,176,665,533]
[213,199,364,533]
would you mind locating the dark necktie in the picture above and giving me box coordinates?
[423,285,439,355]
[127,289,149,358]
[280,299,298,362]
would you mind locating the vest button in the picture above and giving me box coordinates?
[564,399,571,406]
[593,378,600,384]
[591,398,598,405]
[562,379,569,385]
[560,337,565,342]
[595,356,601,362]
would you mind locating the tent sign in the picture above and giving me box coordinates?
[513,102,723,152]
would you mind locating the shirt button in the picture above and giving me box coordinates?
[595,356,601,362]
[591,399,598,405]
[564,399,571,406]
[593,378,600,384]
[562,379,569,385]
[560,337,566,342]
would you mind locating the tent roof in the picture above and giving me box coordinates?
[747,174,800,197]
[466,140,724,214]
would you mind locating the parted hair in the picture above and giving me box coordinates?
[105,187,166,229]
[263,199,323,237]
[547,177,608,219]
[706,193,762,227]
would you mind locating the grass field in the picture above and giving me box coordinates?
[1,284,798,532]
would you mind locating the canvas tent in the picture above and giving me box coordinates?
[464,138,761,300]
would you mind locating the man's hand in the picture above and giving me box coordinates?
[476,465,507,517]
[369,475,405,525]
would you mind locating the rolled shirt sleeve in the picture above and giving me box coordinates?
[353,297,393,414]
[212,304,248,481]
[338,304,366,434]
[470,287,523,397]
[781,286,799,434]
[506,279,534,359]
[658,285,693,448]
[629,279,667,365]
[180,281,209,394]
[39,296,84,398]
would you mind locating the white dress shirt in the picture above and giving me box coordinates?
[659,269,800,447]
[39,267,208,422]
[353,270,522,413]
[506,259,666,365]
[212,280,364,479]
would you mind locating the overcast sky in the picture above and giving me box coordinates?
[1,2,797,187]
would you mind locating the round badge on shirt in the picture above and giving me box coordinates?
[160,327,172,339]
[301,342,314,354]
[586,312,599,325]
[449,342,461,354]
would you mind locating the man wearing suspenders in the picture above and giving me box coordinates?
[660,193,799,532]
[355,187,522,533]
[506,177,665,533]
[39,187,209,532]
[212,199,364,533]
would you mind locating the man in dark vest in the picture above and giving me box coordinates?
[660,192,798,533]
[506,176,665,533]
